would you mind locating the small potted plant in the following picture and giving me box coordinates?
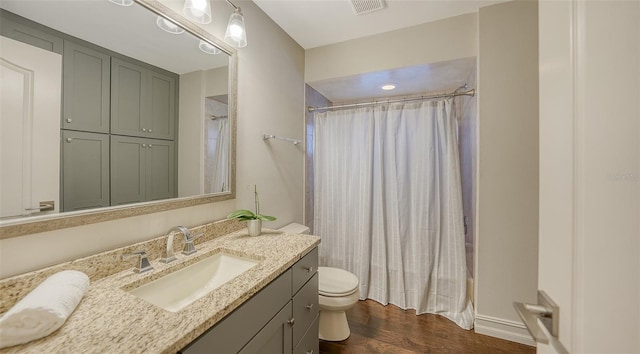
[227,185,276,236]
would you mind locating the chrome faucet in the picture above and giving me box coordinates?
[123,251,153,273]
[165,226,197,258]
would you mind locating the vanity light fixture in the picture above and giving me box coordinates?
[381,84,396,90]
[224,0,247,48]
[156,17,185,34]
[183,0,212,24]
[108,0,133,6]
[199,40,222,55]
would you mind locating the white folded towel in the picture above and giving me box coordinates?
[0,270,90,348]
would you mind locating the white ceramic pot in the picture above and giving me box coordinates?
[247,219,262,236]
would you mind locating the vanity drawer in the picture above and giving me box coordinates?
[293,315,319,354]
[292,273,319,347]
[292,248,318,294]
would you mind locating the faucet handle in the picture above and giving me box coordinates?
[123,251,154,273]
[182,237,197,256]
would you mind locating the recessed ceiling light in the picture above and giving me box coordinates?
[381,84,396,90]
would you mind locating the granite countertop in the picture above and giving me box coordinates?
[0,228,320,354]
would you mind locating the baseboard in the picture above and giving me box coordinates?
[474,314,536,347]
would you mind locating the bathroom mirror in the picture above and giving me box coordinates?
[0,0,237,237]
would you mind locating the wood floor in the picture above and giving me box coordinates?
[319,300,535,354]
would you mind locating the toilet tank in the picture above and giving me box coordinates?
[278,223,310,234]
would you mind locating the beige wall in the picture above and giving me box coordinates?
[305,13,478,83]
[475,0,538,344]
[0,0,305,278]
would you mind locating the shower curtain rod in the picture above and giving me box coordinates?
[307,88,475,112]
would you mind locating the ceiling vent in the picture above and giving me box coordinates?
[349,0,386,15]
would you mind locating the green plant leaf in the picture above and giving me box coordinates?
[257,214,276,221]
[227,209,257,219]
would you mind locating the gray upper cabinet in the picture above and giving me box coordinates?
[61,131,110,212]
[0,11,63,54]
[111,58,175,140]
[147,71,176,140]
[63,40,111,133]
[111,135,175,206]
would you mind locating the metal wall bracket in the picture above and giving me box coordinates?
[513,290,559,344]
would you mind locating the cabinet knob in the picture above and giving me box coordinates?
[305,303,314,310]
[148,129,152,133]
[142,144,147,148]
[66,118,72,123]
[65,138,73,143]
[142,128,147,132]
[306,350,314,354]
[287,318,295,326]
[304,266,314,273]
[148,144,153,148]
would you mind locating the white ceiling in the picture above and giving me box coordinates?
[253,0,508,49]
[310,57,476,103]
[253,0,499,102]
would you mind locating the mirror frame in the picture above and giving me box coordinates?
[0,0,237,238]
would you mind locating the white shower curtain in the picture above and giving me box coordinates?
[210,118,229,193]
[313,98,474,329]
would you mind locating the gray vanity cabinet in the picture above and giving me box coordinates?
[111,58,176,140]
[62,41,111,133]
[61,131,110,212]
[180,248,319,354]
[110,135,175,206]
[239,303,294,354]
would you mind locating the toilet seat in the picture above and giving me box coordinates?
[318,267,359,297]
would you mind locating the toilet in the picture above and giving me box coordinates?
[278,223,360,342]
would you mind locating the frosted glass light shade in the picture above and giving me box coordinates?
[156,17,185,34]
[224,9,247,48]
[183,0,212,24]
[199,40,222,55]
[108,0,133,6]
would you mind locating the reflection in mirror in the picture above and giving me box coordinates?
[0,0,235,229]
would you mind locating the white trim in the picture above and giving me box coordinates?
[474,314,536,347]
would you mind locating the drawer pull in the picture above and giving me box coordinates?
[306,351,314,354]
[304,266,314,273]
[305,303,314,310]
[287,318,295,326]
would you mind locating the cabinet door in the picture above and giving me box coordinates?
[111,58,146,137]
[147,70,175,140]
[0,15,63,54]
[61,130,109,211]
[111,135,145,205]
[145,139,175,201]
[63,40,110,133]
[239,302,293,354]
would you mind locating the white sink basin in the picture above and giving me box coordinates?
[127,252,259,312]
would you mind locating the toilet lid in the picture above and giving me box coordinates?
[318,267,359,297]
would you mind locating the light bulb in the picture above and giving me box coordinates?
[229,24,243,40]
[224,8,247,48]
[183,0,212,24]
[190,0,208,17]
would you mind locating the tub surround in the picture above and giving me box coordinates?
[0,219,320,353]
